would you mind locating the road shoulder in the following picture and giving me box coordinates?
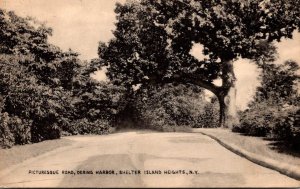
[0,138,74,178]
[193,128,300,181]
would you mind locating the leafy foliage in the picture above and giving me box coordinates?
[0,9,121,148]
[234,61,300,148]
[7,115,32,145]
[133,84,219,131]
[67,118,111,135]
[2,2,300,149]
[64,78,127,135]
[255,61,300,103]
[234,101,274,136]
[1,9,61,61]
[0,54,71,144]
[98,0,300,127]
[0,112,14,148]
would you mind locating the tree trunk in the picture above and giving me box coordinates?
[160,61,239,128]
[217,94,226,128]
[224,82,239,128]
[218,60,240,128]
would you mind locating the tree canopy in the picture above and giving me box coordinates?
[97,0,300,127]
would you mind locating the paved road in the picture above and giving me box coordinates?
[0,131,299,187]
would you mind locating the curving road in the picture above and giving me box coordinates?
[0,131,299,187]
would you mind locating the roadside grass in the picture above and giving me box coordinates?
[162,125,193,133]
[0,138,73,171]
[115,125,192,133]
[194,128,300,167]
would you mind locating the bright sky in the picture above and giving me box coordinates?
[1,0,300,110]
[1,0,125,60]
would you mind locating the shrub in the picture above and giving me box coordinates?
[233,101,275,136]
[71,119,111,135]
[235,60,300,149]
[31,122,61,143]
[133,84,218,131]
[0,9,84,148]
[0,113,33,147]
[5,82,65,143]
[0,112,14,148]
[0,55,68,145]
[138,106,177,131]
[235,102,300,149]
[8,116,32,145]
[272,106,300,148]
[193,98,219,128]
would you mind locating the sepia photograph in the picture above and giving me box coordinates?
[0,0,300,187]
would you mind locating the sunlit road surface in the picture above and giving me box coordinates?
[0,131,299,188]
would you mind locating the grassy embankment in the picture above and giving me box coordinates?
[194,128,300,166]
[0,138,73,171]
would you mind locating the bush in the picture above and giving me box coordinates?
[5,82,66,143]
[0,112,14,148]
[193,98,219,128]
[235,60,300,148]
[138,106,177,131]
[234,100,289,137]
[0,113,33,148]
[235,102,300,148]
[71,119,111,135]
[133,84,219,132]
[0,55,68,146]
[272,106,300,148]
[8,116,32,145]
[0,10,119,148]
[233,104,273,136]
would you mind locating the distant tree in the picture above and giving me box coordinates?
[236,60,299,143]
[98,0,300,127]
[253,60,300,105]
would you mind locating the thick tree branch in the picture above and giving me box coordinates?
[162,74,221,96]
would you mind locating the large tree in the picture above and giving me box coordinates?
[98,0,300,127]
[255,60,300,104]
